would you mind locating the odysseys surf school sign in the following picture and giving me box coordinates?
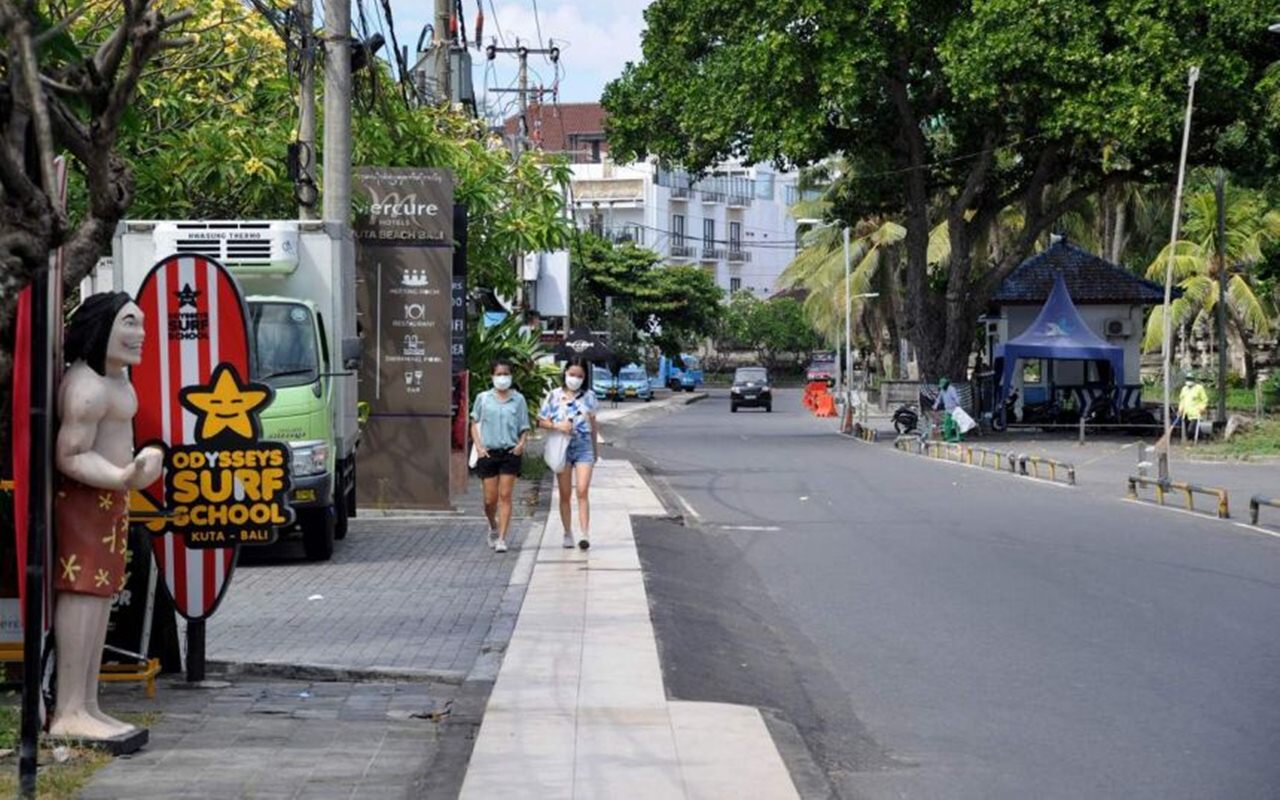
[132,254,290,620]
[164,363,293,547]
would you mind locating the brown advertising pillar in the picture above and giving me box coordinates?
[354,168,455,509]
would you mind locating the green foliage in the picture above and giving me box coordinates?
[465,315,559,415]
[105,0,569,298]
[1141,179,1279,353]
[604,0,1280,378]
[570,232,724,355]
[719,292,819,368]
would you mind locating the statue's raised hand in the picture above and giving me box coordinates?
[124,446,164,490]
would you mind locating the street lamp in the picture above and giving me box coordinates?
[796,218,879,428]
[796,218,852,407]
[1158,65,1199,480]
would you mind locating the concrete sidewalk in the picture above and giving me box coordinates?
[460,459,800,799]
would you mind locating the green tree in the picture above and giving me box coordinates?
[721,292,819,370]
[604,0,1280,380]
[118,0,570,297]
[1142,177,1280,383]
[569,232,724,355]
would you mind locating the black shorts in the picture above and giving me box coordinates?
[476,448,522,479]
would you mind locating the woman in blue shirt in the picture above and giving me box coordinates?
[536,358,599,550]
[470,359,530,553]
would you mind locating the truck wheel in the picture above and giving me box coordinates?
[766,403,773,413]
[731,403,739,413]
[301,506,335,562]
[333,489,349,541]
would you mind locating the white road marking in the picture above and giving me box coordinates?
[1233,522,1280,540]
[1120,498,1280,540]
[717,525,782,532]
[674,492,702,522]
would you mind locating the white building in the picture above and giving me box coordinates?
[569,161,800,298]
[505,103,801,298]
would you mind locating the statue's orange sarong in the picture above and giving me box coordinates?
[54,478,129,597]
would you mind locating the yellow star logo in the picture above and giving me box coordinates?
[179,364,270,441]
[94,569,112,588]
[98,493,114,511]
[60,555,82,582]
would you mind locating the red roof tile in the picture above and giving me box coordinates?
[502,102,609,161]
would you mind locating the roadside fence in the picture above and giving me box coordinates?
[1250,495,1279,527]
[1126,476,1231,519]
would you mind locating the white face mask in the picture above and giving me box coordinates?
[565,375,584,391]
[492,375,513,391]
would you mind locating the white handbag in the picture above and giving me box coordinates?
[543,430,570,473]
[469,443,480,469]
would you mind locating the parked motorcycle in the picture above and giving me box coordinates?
[892,404,919,434]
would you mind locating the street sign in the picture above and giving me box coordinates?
[131,254,255,620]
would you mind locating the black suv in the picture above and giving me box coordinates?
[730,366,772,412]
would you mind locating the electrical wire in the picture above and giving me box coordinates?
[529,0,546,56]
[488,0,507,46]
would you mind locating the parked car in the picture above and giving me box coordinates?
[592,365,618,399]
[616,364,653,401]
[730,366,772,413]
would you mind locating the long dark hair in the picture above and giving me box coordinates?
[563,357,589,397]
[66,291,132,376]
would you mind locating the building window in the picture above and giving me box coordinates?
[672,214,685,246]
[588,213,604,237]
[729,221,742,250]
[590,140,601,163]
[730,277,742,294]
[703,218,715,247]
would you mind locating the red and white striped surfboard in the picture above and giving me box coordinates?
[131,254,247,620]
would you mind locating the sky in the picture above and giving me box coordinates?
[391,0,652,118]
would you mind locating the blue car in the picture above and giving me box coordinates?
[592,365,617,399]
[616,364,654,402]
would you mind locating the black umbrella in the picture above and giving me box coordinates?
[556,327,613,362]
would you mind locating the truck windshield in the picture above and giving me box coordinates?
[620,369,645,381]
[251,302,320,389]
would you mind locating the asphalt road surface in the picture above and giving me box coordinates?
[609,388,1280,800]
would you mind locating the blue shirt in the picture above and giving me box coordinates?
[538,387,598,439]
[471,389,530,450]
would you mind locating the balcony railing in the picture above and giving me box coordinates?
[700,247,725,261]
[727,194,753,208]
[670,244,695,259]
[669,185,690,200]
[727,249,751,263]
[601,227,643,245]
[699,190,725,203]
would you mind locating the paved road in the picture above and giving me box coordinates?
[610,388,1280,800]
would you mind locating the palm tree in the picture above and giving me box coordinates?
[1142,178,1279,385]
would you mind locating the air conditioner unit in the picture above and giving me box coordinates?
[1104,318,1132,337]
[151,221,300,276]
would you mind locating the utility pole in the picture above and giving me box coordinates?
[297,0,317,219]
[434,0,451,105]
[1214,170,1228,429]
[322,0,352,224]
[486,38,560,156]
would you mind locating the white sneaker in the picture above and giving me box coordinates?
[563,532,575,549]
[487,530,498,549]
[495,539,509,553]
[577,533,590,551]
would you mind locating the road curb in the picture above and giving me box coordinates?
[206,659,468,685]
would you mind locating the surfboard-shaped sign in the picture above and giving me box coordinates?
[130,254,291,620]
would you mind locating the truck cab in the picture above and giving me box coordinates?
[249,296,350,560]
